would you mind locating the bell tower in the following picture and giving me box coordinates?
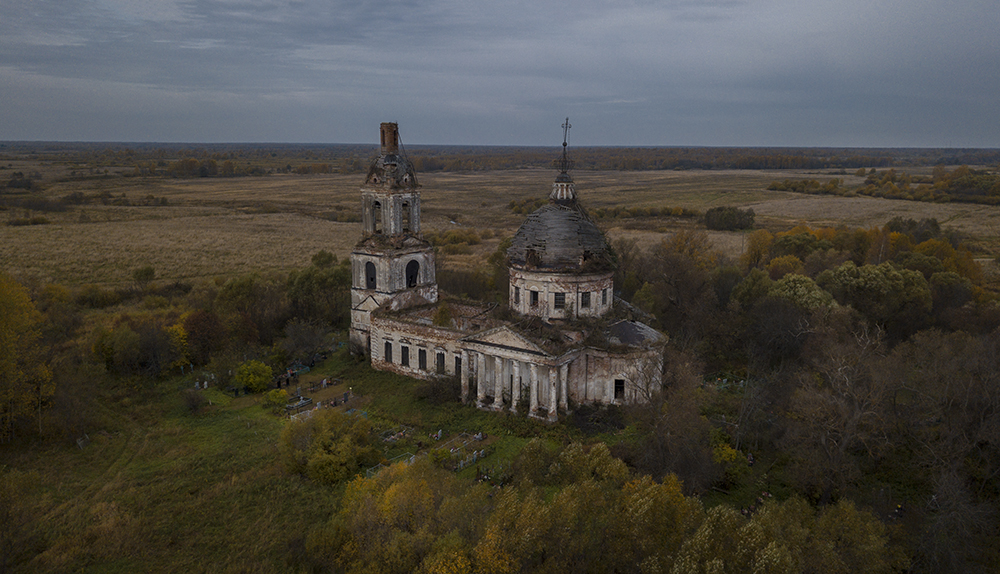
[349,123,438,354]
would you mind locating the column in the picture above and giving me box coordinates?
[529,363,538,414]
[559,363,569,412]
[511,360,521,413]
[493,356,504,409]
[548,366,558,421]
[477,352,487,406]
[460,349,470,404]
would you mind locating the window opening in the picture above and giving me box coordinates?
[384,342,392,364]
[418,349,427,370]
[436,352,445,374]
[514,286,520,305]
[602,289,607,305]
[401,346,409,367]
[554,292,566,309]
[365,262,377,289]
[401,201,411,233]
[614,379,625,400]
[530,290,539,306]
[406,260,420,288]
[581,292,591,308]
[455,356,462,378]
[373,201,382,234]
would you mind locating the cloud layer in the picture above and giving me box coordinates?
[2,0,998,146]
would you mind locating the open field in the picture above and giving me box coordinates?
[3,168,1000,286]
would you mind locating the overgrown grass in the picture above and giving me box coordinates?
[2,341,617,570]
[2,375,340,572]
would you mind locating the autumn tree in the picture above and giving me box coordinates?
[0,274,53,439]
[739,229,773,270]
[182,309,225,365]
[234,359,272,393]
[782,312,894,497]
[672,497,908,574]
[215,273,290,345]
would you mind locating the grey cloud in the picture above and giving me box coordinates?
[0,0,998,145]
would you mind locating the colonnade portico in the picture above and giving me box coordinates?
[461,348,567,421]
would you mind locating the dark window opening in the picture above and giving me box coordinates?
[401,346,409,367]
[418,349,427,370]
[530,290,539,306]
[406,260,420,288]
[365,261,377,289]
[554,292,565,309]
[614,379,625,400]
[526,248,541,268]
[436,352,445,374]
[401,201,411,233]
[602,289,607,305]
[514,286,520,305]
[581,292,591,308]
[455,356,462,378]
[373,201,382,234]
[384,342,392,364]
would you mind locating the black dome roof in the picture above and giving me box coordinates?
[508,204,614,272]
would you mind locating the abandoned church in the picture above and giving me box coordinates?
[349,122,666,421]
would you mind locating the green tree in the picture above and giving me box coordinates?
[234,359,272,393]
[768,274,834,310]
[216,273,290,345]
[287,260,351,328]
[817,261,931,338]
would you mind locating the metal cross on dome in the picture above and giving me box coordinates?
[560,117,572,172]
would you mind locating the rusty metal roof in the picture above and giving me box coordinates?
[508,204,614,272]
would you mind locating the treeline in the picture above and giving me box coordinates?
[410,146,1000,172]
[7,142,1000,183]
[292,437,908,573]
[770,165,1000,205]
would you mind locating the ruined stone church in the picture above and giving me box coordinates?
[350,122,665,421]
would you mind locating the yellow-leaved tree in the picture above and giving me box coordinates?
[0,273,53,439]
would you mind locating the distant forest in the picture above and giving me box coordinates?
[2,142,999,180]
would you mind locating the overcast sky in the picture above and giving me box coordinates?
[2,0,998,147]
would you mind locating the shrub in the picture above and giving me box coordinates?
[234,359,273,393]
[704,206,754,231]
[263,389,289,412]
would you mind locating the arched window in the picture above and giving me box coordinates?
[372,201,382,234]
[365,261,377,289]
[405,260,420,288]
[401,201,411,233]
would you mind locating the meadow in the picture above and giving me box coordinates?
[4,166,999,287]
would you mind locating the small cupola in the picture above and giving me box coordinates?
[549,118,577,206]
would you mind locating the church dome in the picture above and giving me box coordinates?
[508,204,614,273]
